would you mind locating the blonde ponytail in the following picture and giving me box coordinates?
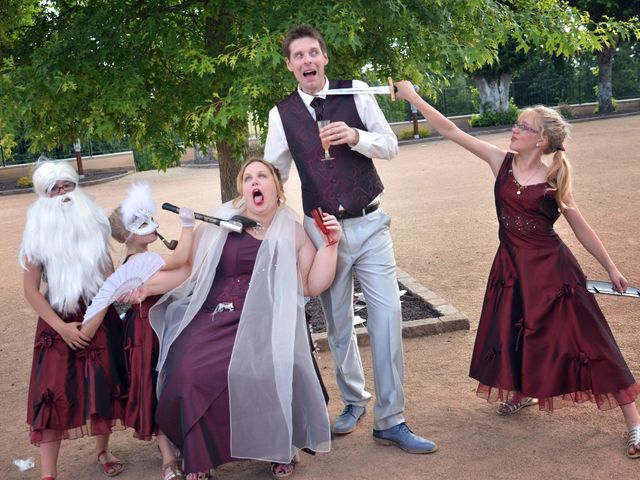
[109,207,128,244]
[546,150,572,211]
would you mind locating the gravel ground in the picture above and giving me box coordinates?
[2,114,639,480]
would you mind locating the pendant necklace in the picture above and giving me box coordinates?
[251,225,264,235]
[250,222,265,236]
[511,160,542,195]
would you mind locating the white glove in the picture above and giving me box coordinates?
[179,207,195,228]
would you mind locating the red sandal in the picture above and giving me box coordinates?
[185,473,210,480]
[97,450,125,477]
[270,462,295,479]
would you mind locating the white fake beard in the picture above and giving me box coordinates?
[19,189,112,315]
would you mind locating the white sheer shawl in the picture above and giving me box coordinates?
[150,201,330,463]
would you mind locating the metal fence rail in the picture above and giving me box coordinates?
[379,69,640,123]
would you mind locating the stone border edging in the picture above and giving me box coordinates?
[311,267,470,350]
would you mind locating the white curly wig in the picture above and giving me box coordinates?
[32,160,79,197]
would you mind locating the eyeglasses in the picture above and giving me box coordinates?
[48,182,76,196]
[513,123,539,134]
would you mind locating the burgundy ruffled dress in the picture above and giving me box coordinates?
[469,153,640,411]
[27,303,126,444]
[122,294,161,440]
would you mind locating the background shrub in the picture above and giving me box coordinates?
[397,127,432,140]
[16,176,33,188]
[469,100,519,127]
[557,103,574,119]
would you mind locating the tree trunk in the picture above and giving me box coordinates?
[194,143,216,164]
[203,10,245,203]
[216,140,241,203]
[597,45,615,113]
[471,73,513,113]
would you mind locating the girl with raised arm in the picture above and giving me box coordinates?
[109,183,195,480]
[395,81,640,458]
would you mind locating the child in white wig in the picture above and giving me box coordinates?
[109,182,195,480]
[20,160,127,479]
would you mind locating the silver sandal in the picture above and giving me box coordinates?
[496,397,538,416]
[627,425,640,459]
[162,460,185,480]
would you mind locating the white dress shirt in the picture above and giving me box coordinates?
[264,78,399,183]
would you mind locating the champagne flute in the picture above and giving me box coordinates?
[311,207,337,246]
[317,120,333,161]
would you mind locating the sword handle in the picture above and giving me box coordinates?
[162,202,244,233]
[388,77,396,101]
[162,202,220,226]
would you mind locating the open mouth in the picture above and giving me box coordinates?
[302,69,317,78]
[252,188,264,206]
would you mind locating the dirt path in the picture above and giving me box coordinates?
[2,114,639,479]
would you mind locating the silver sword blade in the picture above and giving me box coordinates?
[586,279,640,298]
[315,86,394,96]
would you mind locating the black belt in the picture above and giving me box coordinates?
[334,203,379,220]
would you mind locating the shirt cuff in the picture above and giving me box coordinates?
[351,128,372,153]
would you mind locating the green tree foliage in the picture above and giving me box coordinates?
[467,0,639,114]
[1,0,517,200]
[568,0,640,113]
[1,1,618,199]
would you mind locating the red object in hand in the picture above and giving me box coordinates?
[311,207,337,246]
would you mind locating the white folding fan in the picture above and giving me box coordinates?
[82,251,166,324]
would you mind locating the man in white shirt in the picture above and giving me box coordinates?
[264,24,437,454]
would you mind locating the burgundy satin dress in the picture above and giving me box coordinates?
[27,303,126,444]
[469,153,640,411]
[122,294,161,440]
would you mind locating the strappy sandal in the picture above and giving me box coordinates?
[163,460,185,480]
[271,462,295,479]
[627,425,640,459]
[97,450,125,477]
[185,473,209,480]
[496,397,538,416]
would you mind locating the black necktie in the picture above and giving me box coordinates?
[310,97,325,121]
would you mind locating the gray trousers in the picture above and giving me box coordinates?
[304,209,405,430]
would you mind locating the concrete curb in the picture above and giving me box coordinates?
[181,162,219,169]
[0,170,134,196]
[397,110,640,146]
[311,267,470,350]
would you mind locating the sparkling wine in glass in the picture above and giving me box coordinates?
[317,120,334,161]
[311,207,337,246]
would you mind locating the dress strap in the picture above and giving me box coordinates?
[495,152,515,187]
[499,152,515,177]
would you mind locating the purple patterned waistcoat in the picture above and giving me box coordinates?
[277,80,384,216]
